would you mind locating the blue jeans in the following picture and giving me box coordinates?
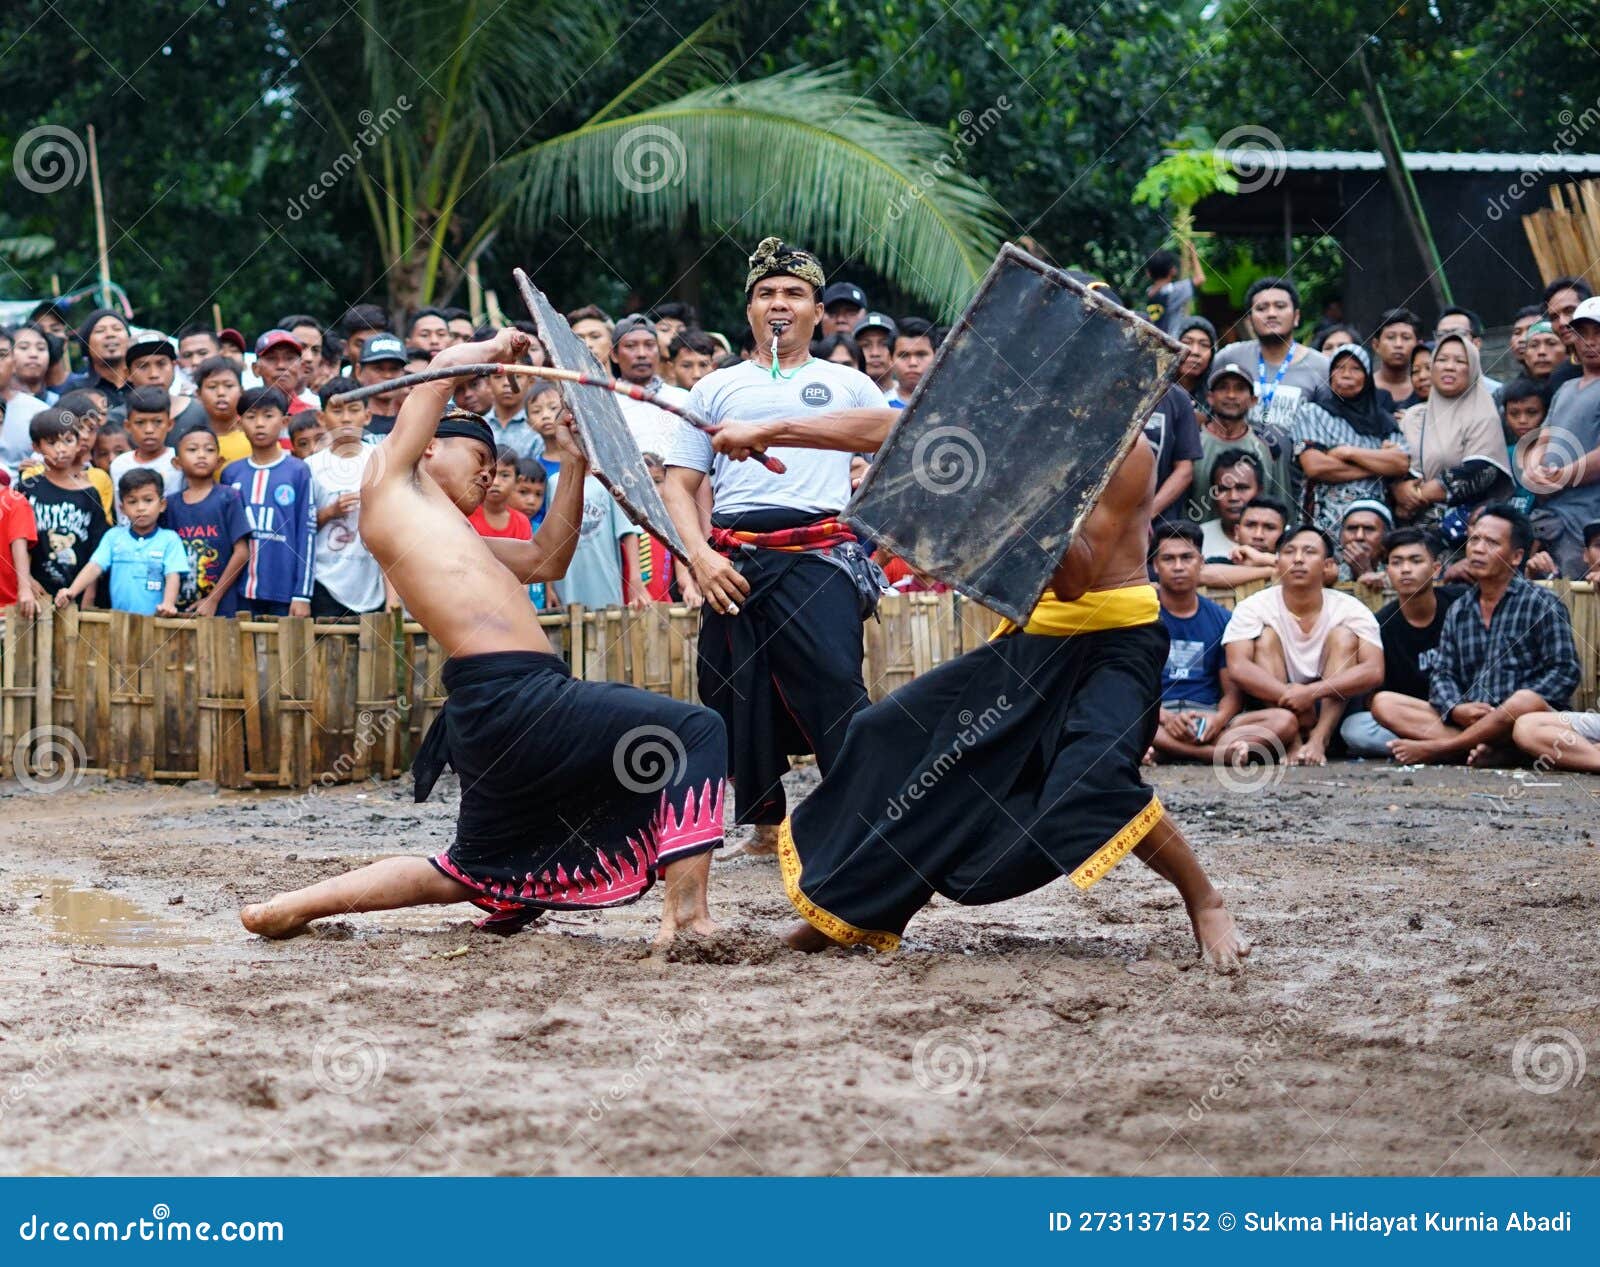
[1339,710,1397,757]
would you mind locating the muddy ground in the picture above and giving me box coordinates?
[0,761,1596,1176]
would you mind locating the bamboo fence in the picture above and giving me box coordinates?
[2,584,1595,789]
[1521,178,1600,289]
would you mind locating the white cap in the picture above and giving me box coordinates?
[1571,295,1600,326]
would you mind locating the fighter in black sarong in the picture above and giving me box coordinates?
[709,419,1250,970]
[241,329,725,946]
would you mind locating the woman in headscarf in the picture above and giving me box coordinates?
[1291,344,1410,537]
[1173,315,1215,419]
[1392,332,1511,530]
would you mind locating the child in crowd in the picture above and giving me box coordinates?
[192,356,251,463]
[72,408,114,520]
[56,469,190,617]
[638,453,675,602]
[163,428,251,617]
[527,382,564,480]
[1501,377,1548,516]
[288,413,325,459]
[0,479,38,617]
[548,465,645,609]
[91,422,131,472]
[508,457,553,610]
[455,371,496,418]
[488,367,537,458]
[110,386,183,524]
[220,387,316,618]
[306,377,389,618]
[20,408,108,601]
[469,446,534,541]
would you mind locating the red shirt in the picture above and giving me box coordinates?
[469,505,533,540]
[0,487,39,606]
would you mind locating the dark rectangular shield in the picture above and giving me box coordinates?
[845,244,1182,623]
[513,268,692,565]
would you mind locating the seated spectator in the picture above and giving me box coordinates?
[1374,505,1578,765]
[1499,377,1548,516]
[163,428,250,617]
[55,468,190,617]
[1292,345,1409,540]
[1197,450,1263,560]
[1525,296,1600,578]
[1335,499,1392,585]
[1393,332,1511,533]
[1186,362,1292,522]
[1340,528,1465,757]
[1509,706,1600,772]
[1221,524,1385,765]
[1199,494,1290,589]
[1150,523,1295,763]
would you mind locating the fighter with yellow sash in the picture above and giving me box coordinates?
[706,414,1250,971]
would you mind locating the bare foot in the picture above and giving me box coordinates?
[1466,742,1517,767]
[1191,904,1250,973]
[1291,736,1327,766]
[1389,737,1451,765]
[779,918,835,952]
[723,823,780,859]
[240,898,309,939]
[653,851,716,948]
[1142,745,1156,767]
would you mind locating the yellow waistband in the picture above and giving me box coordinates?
[994,584,1160,637]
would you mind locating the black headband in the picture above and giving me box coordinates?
[436,409,496,458]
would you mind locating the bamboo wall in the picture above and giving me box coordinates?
[2,584,1595,789]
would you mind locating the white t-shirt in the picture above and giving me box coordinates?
[619,394,682,463]
[668,358,887,517]
[1200,518,1235,562]
[109,448,184,525]
[306,446,385,612]
[1221,585,1381,684]
[0,391,48,466]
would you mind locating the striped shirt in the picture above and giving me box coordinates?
[220,454,316,604]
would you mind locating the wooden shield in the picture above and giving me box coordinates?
[845,244,1182,623]
[513,268,692,564]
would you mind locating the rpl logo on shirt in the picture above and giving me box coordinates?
[799,382,833,408]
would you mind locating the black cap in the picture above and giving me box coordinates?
[852,311,897,339]
[125,337,177,366]
[823,282,868,310]
[360,332,407,365]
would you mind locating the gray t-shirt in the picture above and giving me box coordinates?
[1540,376,1600,534]
[1147,278,1195,336]
[668,358,887,516]
[548,472,636,609]
[1212,340,1330,438]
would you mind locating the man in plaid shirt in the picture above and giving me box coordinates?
[1374,505,1579,765]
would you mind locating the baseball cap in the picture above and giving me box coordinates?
[360,332,407,365]
[611,313,658,344]
[853,311,898,340]
[254,329,304,357]
[1207,361,1255,390]
[125,337,177,366]
[823,282,868,310]
[1570,296,1600,327]
[218,328,246,353]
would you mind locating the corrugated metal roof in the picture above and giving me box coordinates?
[1214,148,1600,174]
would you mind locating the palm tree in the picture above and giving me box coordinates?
[289,2,1003,316]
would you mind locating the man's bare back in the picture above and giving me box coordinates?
[359,328,589,660]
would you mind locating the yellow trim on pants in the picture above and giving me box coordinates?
[778,818,901,953]
[1069,794,1165,891]
[993,584,1161,638]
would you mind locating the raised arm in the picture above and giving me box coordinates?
[711,407,900,460]
[370,329,530,481]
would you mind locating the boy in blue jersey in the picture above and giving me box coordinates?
[55,468,190,617]
[1150,521,1296,764]
[220,387,316,618]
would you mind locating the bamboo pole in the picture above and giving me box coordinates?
[87,125,113,311]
